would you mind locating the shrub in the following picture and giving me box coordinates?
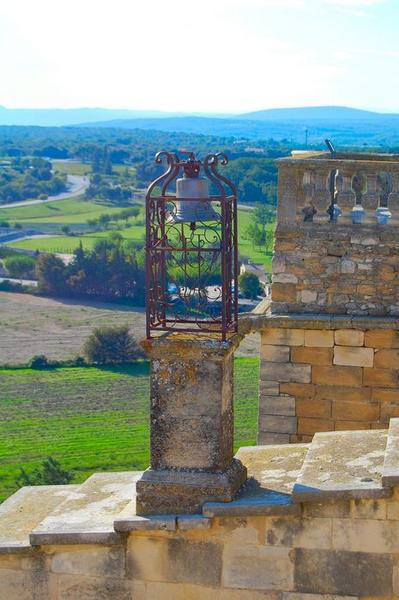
[238,272,263,300]
[4,254,36,278]
[16,457,74,487]
[83,325,142,364]
[0,280,30,293]
[29,354,50,369]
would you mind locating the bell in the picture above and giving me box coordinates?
[167,170,220,227]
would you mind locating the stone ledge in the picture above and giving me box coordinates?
[202,486,301,518]
[239,312,399,335]
[30,472,141,546]
[382,418,399,486]
[293,430,392,503]
[0,485,78,554]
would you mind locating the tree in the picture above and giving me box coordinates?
[36,253,68,295]
[83,325,142,364]
[61,225,70,235]
[16,457,74,488]
[238,272,262,300]
[245,222,264,250]
[4,255,36,279]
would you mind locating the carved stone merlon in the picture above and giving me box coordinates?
[136,333,247,514]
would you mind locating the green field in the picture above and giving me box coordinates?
[0,357,259,502]
[0,197,137,225]
[4,198,273,268]
[53,161,136,178]
[53,161,91,176]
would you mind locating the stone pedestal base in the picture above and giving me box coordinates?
[136,458,247,515]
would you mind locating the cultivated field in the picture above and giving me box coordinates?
[0,292,260,365]
[0,292,146,365]
[0,357,259,502]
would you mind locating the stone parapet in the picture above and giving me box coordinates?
[272,222,399,315]
[2,422,399,598]
[273,151,399,315]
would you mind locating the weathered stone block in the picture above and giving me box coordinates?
[263,328,304,347]
[128,536,222,586]
[333,346,374,367]
[273,273,298,284]
[146,581,280,600]
[0,568,58,600]
[331,401,380,422]
[304,330,334,348]
[365,330,399,348]
[334,420,371,431]
[315,385,371,403]
[297,418,333,435]
[260,395,296,416]
[259,414,297,434]
[332,518,399,553]
[262,363,311,384]
[259,380,280,395]
[350,498,387,520]
[363,368,399,388]
[223,544,294,591]
[51,545,125,577]
[291,347,333,366]
[312,366,362,387]
[300,290,317,303]
[337,326,366,342]
[258,432,290,445]
[261,345,290,363]
[136,459,247,515]
[265,517,332,549]
[374,348,399,369]
[296,398,331,419]
[294,548,393,596]
[58,574,136,600]
[272,283,297,303]
[280,383,315,400]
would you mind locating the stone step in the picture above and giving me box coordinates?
[30,471,142,546]
[0,485,78,553]
[382,418,399,487]
[292,429,390,503]
[202,443,309,517]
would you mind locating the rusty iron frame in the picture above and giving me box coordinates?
[145,151,238,340]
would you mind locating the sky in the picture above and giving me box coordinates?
[0,0,398,113]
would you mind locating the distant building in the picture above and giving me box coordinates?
[239,260,268,285]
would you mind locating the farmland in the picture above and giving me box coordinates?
[0,357,259,502]
[0,292,260,365]
[3,197,274,268]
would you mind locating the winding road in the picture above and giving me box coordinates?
[0,175,90,209]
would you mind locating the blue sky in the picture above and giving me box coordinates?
[0,0,398,113]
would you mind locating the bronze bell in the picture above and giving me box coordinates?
[167,156,220,228]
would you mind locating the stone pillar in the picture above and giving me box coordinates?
[136,334,247,514]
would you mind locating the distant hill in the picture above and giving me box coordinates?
[238,106,394,121]
[0,107,187,127]
[1,105,399,146]
[0,107,231,127]
[76,109,399,146]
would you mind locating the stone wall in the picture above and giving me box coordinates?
[272,222,399,316]
[3,494,399,599]
[258,316,399,444]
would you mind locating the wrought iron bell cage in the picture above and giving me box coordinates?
[145,151,238,339]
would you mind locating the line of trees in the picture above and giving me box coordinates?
[36,238,145,304]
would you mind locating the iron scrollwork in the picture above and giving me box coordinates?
[145,151,238,339]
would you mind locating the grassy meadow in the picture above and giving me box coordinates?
[0,357,259,502]
[3,196,274,268]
